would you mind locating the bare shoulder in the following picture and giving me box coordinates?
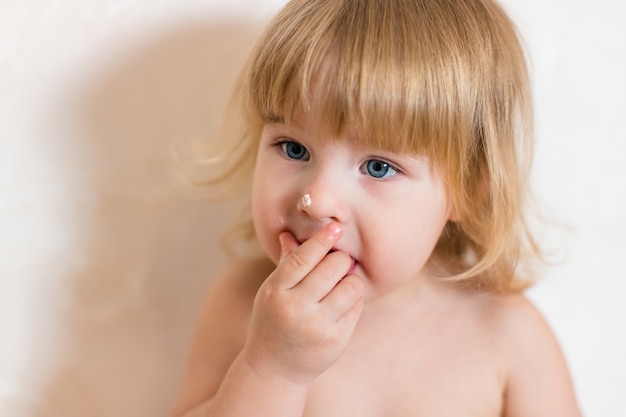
[471,291,552,334]
[471,291,581,417]
[170,256,275,416]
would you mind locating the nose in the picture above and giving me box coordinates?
[297,172,350,224]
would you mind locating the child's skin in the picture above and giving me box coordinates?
[170,108,581,416]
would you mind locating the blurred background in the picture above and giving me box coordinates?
[0,0,624,416]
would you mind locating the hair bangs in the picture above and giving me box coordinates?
[244,0,457,158]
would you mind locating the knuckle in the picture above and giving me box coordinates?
[256,283,273,304]
[314,259,335,280]
[323,332,342,350]
[286,249,309,270]
[338,275,363,298]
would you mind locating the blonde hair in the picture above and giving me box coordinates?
[199,0,541,293]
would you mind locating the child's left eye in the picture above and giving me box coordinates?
[361,159,398,179]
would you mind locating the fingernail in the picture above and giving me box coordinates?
[326,222,342,238]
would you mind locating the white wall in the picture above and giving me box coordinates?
[0,1,624,416]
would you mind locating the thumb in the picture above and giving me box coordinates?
[278,231,299,262]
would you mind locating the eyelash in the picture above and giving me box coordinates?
[275,139,309,161]
[274,139,402,179]
[361,158,401,180]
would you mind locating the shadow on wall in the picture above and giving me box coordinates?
[32,20,259,417]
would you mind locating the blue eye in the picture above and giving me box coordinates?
[363,159,397,179]
[281,141,309,160]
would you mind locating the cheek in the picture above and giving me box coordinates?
[377,196,449,266]
[251,171,284,265]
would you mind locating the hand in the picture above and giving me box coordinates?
[242,222,364,386]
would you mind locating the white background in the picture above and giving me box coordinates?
[1,1,624,416]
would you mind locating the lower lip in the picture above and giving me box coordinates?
[348,257,358,275]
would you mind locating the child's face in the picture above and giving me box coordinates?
[251,115,452,301]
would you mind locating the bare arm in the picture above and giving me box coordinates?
[168,257,274,416]
[501,296,582,417]
[174,353,310,417]
[170,223,364,417]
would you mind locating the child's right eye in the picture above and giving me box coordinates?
[280,141,310,161]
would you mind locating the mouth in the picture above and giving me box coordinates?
[347,257,358,275]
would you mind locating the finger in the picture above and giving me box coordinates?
[296,250,353,301]
[320,274,364,319]
[275,222,343,289]
[335,290,364,332]
[278,231,300,262]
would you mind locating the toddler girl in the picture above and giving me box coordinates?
[171,0,581,415]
